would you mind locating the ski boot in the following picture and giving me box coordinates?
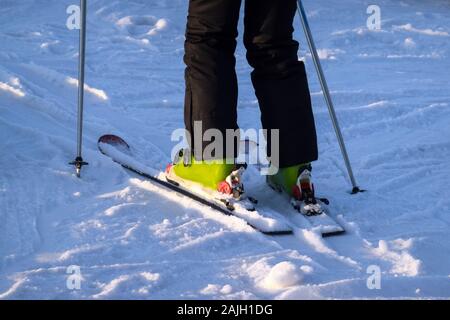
[267,163,329,216]
[165,149,256,210]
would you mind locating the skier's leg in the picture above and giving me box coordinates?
[184,0,242,161]
[244,0,318,168]
[169,0,243,194]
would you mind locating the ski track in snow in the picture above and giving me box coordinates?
[1,0,450,299]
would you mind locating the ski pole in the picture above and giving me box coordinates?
[70,0,88,178]
[296,0,363,194]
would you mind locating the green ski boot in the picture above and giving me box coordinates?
[165,149,247,199]
[267,163,312,196]
[267,163,328,215]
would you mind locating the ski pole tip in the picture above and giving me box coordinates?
[70,156,89,178]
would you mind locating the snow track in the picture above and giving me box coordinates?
[1,0,450,299]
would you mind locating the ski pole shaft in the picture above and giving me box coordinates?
[296,0,362,193]
[71,0,88,177]
[76,0,87,158]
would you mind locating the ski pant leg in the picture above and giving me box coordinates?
[184,0,242,161]
[244,0,318,168]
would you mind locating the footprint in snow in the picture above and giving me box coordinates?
[115,15,168,38]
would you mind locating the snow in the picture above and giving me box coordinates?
[260,261,304,291]
[371,240,421,277]
[393,23,449,37]
[66,77,109,101]
[1,0,450,299]
[200,284,233,296]
[0,81,26,98]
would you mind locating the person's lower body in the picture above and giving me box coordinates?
[175,0,318,194]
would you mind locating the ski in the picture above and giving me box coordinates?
[266,175,345,237]
[97,134,293,236]
[239,138,345,237]
[290,196,345,237]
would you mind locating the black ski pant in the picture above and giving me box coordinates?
[184,0,318,168]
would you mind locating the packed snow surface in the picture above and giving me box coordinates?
[1,0,450,299]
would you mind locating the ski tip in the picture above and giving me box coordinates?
[98,134,130,148]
